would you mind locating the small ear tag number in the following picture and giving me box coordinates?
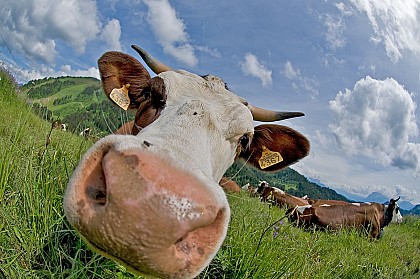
[258,145,283,169]
[110,84,130,110]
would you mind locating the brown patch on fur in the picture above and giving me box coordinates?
[132,77,167,134]
[240,124,310,171]
[259,186,309,208]
[98,51,151,110]
[218,177,241,193]
[114,121,134,135]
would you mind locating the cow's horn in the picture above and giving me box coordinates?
[131,45,173,74]
[248,104,305,122]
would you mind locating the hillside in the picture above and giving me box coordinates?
[225,162,349,201]
[408,205,420,215]
[21,76,134,137]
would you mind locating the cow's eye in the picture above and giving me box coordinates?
[240,134,250,149]
[142,90,151,100]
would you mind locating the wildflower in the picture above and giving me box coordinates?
[273,225,279,238]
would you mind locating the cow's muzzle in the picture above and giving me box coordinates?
[63,141,230,279]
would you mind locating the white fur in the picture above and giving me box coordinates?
[297,205,312,214]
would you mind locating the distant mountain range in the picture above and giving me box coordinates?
[307,177,418,215]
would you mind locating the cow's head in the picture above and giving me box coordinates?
[384,197,403,225]
[63,45,310,279]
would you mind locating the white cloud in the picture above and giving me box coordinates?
[240,53,272,87]
[335,2,353,16]
[143,0,197,67]
[195,46,221,58]
[321,13,347,50]
[0,60,99,84]
[350,0,420,62]
[59,65,100,79]
[282,61,318,98]
[329,76,420,174]
[0,60,44,84]
[283,61,300,79]
[99,19,122,51]
[293,141,420,203]
[0,0,103,64]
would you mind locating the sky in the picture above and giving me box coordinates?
[1,0,419,203]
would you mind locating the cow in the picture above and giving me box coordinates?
[258,184,309,209]
[52,120,66,131]
[259,185,285,202]
[242,183,259,197]
[63,45,310,279]
[219,177,241,193]
[307,198,350,207]
[287,197,403,239]
[79,127,91,138]
[256,180,269,195]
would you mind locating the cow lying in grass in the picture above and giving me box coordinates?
[256,181,309,208]
[63,45,310,279]
[287,198,403,239]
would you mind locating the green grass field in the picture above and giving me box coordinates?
[1,70,420,278]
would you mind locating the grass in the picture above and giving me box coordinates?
[1,70,420,278]
[209,194,420,279]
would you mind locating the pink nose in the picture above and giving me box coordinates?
[64,145,229,279]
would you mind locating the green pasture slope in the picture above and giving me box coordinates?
[20,77,103,117]
[21,76,134,137]
[1,70,420,278]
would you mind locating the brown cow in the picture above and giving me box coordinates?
[219,177,241,193]
[241,183,259,197]
[259,185,309,209]
[308,198,350,207]
[288,198,403,239]
[63,45,310,279]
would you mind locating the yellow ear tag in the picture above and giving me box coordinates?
[110,84,130,110]
[258,145,283,169]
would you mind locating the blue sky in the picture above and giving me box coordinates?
[1,0,419,203]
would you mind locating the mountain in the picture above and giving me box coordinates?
[365,192,389,203]
[399,201,415,211]
[306,178,365,202]
[307,178,419,214]
[408,205,420,215]
[226,163,349,201]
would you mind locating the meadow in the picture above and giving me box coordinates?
[1,70,420,278]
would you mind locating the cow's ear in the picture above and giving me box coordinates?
[98,51,151,110]
[239,124,310,172]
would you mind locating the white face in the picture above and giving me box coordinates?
[138,71,254,182]
[391,203,403,224]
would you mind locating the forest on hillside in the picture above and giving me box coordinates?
[22,76,134,137]
[225,162,349,201]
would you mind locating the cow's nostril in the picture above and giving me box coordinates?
[86,184,107,205]
[83,154,108,206]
